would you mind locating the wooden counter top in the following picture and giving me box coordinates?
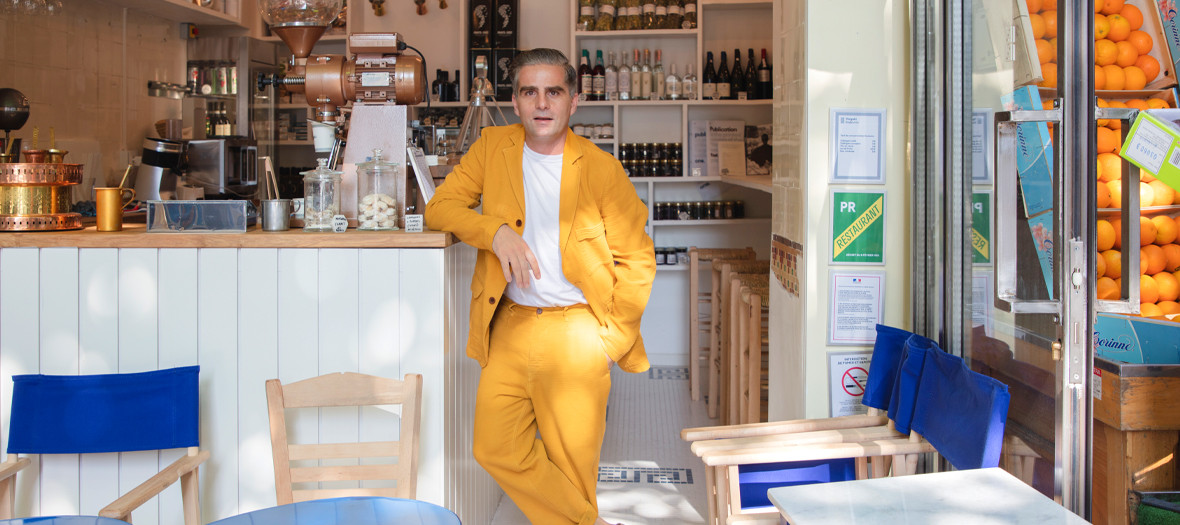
[0,224,456,249]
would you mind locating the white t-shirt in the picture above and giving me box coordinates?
[502,144,588,307]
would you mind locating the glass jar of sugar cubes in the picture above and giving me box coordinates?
[355,148,400,231]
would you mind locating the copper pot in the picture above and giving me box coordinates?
[22,149,47,163]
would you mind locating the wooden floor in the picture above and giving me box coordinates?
[491,366,715,524]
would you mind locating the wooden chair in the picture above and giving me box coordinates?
[0,366,209,524]
[711,259,769,422]
[733,276,770,425]
[266,372,423,504]
[686,335,1011,524]
[689,247,757,402]
[727,273,768,425]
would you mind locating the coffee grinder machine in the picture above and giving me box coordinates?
[134,138,182,201]
[256,0,425,223]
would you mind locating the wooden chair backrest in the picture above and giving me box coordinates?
[266,372,423,505]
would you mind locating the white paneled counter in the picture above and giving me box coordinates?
[0,227,497,525]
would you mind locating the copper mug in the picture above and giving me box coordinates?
[95,187,136,231]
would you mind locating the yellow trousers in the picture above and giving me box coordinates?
[473,299,612,525]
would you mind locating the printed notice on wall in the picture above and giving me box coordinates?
[972,270,994,337]
[829,351,872,417]
[828,270,885,346]
[972,109,994,184]
[829,108,886,184]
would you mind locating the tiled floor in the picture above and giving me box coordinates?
[490,366,715,524]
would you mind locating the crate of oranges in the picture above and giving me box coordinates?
[1026,0,1178,91]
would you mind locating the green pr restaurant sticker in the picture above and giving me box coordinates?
[831,190,886,265]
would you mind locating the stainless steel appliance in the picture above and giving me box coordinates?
[184,138,258,198]
[135,138,182,201]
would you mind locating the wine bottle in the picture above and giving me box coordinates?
[665,62,681,100]
[730,48,746,100]
[682,63,697,100]
[618,51,632,101]
[630,49,643,100]
[605,51,619,102]
[578,50,593,101]
[745,48,758,100]
[653,49,666,100]
[640,48,653,100]
[757,48,772,99]
[593,50,606,101]
[431,69,443,102]
[701,51,716,100]
[451,69,461,101]
[716,51,731,100]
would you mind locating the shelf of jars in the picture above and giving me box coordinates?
[699,0,771,7]
[652,218,769,226]
[574,29,700,38]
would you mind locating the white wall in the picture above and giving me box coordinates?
[769,0,912,419]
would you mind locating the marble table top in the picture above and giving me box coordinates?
[767,467,1089,524]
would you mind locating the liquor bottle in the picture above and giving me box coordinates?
[618,51,632,100]
[642,0,656,29]
[204,102,214,138]
[716,51,731,100]
[640,48,653,100]
[653,49,666,100]
[451,69,462,101]
[432,69,445,102]
[731,48,746,100]
[605,51,619,101]
[745,48,758,100]
[701,51,717,100]
[215,103,230,136]
[682,63,697,100]
[757,48,772,99]
[665,62,681,100]
[578,50,593,101]
[630,49,643,100]
[593,50,606,101]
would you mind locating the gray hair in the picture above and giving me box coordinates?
[508,48,578,95]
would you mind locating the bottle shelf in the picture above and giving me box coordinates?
[652,218,770,226]
[574,29,700,39]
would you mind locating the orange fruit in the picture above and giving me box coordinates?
[1135,54,1161,82]
[1030,13,1047,39]
[1097,97,1112,126]
[1124,65,1148,90]
[1156,271,1180,302]
[1151,180,1176,206]
[1115,41,1138,67]
[1109,179,1125,208]
[1096,0,1104,13]
[1098,276,1120,299]
[1103,249,1123,278]
[1164,244,1180,271]
[1098,181,1113,208]
[1126,98,1150,111]
[1141,302,1165,317]
[1104,64,1126,89]
[1096,39,1119,65]
[1036,39,1055,64]
[1122,4,1143,30]
[1097,126,1120,153]
[1028,0,1043,12]
[1098,152,1123,182]
[1099,250,1109,278]
[1142,215,1159,246]
[1040,62,1058,88]
[1159,300,1180,314]
[1148,97,1171,109]
[1142,181,1158,210]
[1098,219,1117,250]
[1128,30,1153,54]
[1043,11,1058,38]
[1102,0,1125,16]
[1153,214,1178,243]
[1145,244,1167,274]
[1107,13,1131,41]
[1096,64,1108,90]
[1143,170,1158,183]
[1141,274,1160,303]
[1095,14,1111,40]
[1174,186,1180,204]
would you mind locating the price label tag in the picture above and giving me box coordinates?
[404,214,424,232]
[332,215,348,233]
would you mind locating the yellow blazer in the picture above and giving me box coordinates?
[425,124,656,373]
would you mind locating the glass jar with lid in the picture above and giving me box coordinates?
[356,148,401,231]
[302,158,342,232]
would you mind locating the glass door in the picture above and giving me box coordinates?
[920,0,1105,518]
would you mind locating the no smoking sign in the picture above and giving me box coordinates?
[842,367,868,397]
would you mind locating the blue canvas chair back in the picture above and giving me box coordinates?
[910,350,1010,470]
[862,324,915,411]
[887,333,938,434]
[8,366,200,455]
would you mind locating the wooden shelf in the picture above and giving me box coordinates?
[721,174,772,192]
[574,29,699,38]
[104,0,241,25]
[652,218,770,226]
[656,265,690,271]
[700,0,772,8]
[631,176,722,183]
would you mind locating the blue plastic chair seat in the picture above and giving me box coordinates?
[737,458,857,509]
[207,497,460,525]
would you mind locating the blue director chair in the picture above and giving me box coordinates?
[0,366,209,525]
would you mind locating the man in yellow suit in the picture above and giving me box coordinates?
[425,48,655,525]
